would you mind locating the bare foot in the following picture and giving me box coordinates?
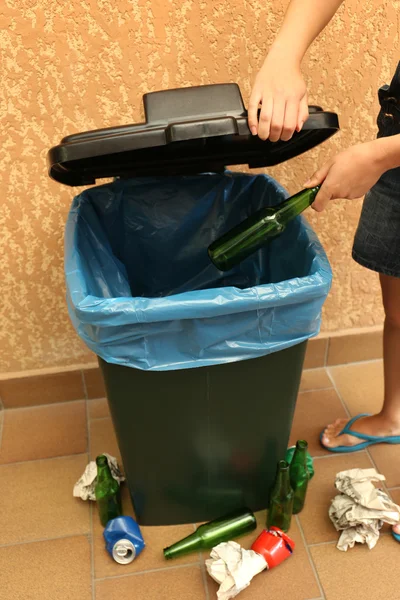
[321,414,400,450]
[393,524,400,537]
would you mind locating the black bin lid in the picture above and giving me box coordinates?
[47,83,339,186]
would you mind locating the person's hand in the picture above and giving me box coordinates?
[305,141,387,212]
[248,49,309,142]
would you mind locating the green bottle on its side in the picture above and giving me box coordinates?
[208,186,320,271]
[163,507,257,559]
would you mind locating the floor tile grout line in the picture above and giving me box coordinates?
[85,388,90,457]
[88,396,108,402]
[311,453,354,460]
[299,386,334,394]
[88,415,111,423]
[0,532,90,549]
[199,552,211,600]
[0,406,4,453]
[311,450,374,460]
[94,561,202,581]
[325,369,351,419]
[3,396,108,413]
[0,451,89,468]
[304,359,381,373]
[3,397,87,413]
[81,370,89,401]
[89,501,96,600]
[193,523,211,600]
[295,516,326,600]
[323,338,330,366]
[307,531,391,550]
[307,540,337,548]
[328,357,383,369]
[303,366,330,373]
[309,532,391,544]
[365,446,382,473]
[85,394,95,600]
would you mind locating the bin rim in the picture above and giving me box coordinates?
[68,222,331,327]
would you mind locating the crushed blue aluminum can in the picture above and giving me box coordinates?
[103,516,145,564]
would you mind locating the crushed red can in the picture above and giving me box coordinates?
[251,526,295,569]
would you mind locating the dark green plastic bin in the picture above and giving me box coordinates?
[50,83,337,526]
[99,342,306,525]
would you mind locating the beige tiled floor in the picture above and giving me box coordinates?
[2,358,400,599]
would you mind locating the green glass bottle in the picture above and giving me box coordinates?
[163,507,257,559]
[267,460,294,533]
[95,455,123,527]
[208,186,320,271]
[285,445,314,480]
[289,440,310,514]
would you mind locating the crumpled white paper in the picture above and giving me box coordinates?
[329,468,400,551]
[205,541,267,600]
[73,453,125,501]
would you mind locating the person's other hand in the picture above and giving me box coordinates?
[248,50,309,142]
[305,141,386,212]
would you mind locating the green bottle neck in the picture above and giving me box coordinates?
[96,456,112,484]
[290,442,309,487]
[275,187,320,225]
[273,461,292,496]
[292,440,309,466]
[164,531,202,559]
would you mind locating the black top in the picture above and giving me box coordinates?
[47,83,339,186]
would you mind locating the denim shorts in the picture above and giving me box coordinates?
[352,62,400,278]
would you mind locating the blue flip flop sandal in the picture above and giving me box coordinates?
[392,531,400,543]
[320,413,400,453]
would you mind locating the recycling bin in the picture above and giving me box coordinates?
[48,83,338,525]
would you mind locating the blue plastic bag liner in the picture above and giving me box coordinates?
[65,173,332,371]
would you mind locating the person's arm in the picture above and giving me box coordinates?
[306,135,400,211]
[248,0,344,141]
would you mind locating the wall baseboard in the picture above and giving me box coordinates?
[0,327,383,410]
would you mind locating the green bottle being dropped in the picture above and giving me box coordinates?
[208,186,320,271]
[290,440,310,514]
[267,460,294,533]
[95,455,123,527]
[163,508,257,559]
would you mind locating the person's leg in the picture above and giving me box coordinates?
[380,274,400,421]
[320,64,400,535]
[381,274,400,538]
[321,273,400,449]
[321,89,400,448]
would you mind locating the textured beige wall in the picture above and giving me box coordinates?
[0,0,398,372]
